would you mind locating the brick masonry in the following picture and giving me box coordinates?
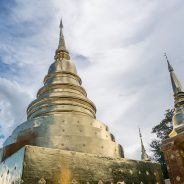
[161,132,184,184]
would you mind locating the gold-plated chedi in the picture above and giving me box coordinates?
[165,53,184,137]
[0,19,164,184]
[3,19,123,159]
[160,55,184,184]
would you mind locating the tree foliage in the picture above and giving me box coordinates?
[150,109,174,179]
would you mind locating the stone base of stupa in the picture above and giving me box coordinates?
[161,132,184,184]
[0,145,164,184]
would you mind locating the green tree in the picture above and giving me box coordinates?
[150,109,173,179]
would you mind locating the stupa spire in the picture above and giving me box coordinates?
[55,17,70,60]
[164,53,184,137]
[139,128,150,161]
[164,53,183,95]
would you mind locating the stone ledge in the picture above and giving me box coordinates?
[0,145,164,184]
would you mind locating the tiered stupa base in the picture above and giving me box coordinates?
[0,145,164,184]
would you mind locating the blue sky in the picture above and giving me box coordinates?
[0,0,184,160]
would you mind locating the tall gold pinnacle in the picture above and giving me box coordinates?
[164,53,184,137]
[55,18,70,61]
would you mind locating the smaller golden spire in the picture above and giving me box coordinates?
[164,53,184,137]
[55,17,70,61]
[139,128,150,161]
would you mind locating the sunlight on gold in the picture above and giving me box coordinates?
[59,168,72,184]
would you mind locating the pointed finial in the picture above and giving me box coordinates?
[164,52,174,72]
[138,127,144,149]
[60,17,63,29]
[139,127,142,138]
[54,17,70,60]
[164,53,183,94]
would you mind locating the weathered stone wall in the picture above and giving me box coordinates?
[0,145,164,183]
[21,145,164,184]
[161,133,184,184]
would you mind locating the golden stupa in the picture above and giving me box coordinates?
[164,54,184,137]
[161,54,184,184]
[0,19,164,184]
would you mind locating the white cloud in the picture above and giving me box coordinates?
[0,78,32,146]
[0,0,184,159]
